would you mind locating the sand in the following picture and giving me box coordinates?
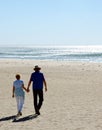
[0,59,102,130]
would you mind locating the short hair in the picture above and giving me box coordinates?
[16,74,20,80]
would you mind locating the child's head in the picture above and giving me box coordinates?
[15,74,20,80]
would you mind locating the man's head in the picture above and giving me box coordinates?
[34,65,41,71]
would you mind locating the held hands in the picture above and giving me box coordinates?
[24,85,30,93]
[27,88,30,93]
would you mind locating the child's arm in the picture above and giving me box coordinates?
[12,86,15,98]
[22,84,27,92]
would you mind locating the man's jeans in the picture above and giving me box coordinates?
[33,89,43,113]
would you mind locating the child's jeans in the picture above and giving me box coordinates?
[16,96,24,112]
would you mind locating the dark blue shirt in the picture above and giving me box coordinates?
[30,71,45,90]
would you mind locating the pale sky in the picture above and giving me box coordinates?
[0,0,102,46]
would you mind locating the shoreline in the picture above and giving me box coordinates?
[0,59,102,69]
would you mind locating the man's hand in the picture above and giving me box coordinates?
[45,87,47,92]
[12,94,14,98]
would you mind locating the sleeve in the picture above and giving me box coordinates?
[21,80,24,85]
[42,73,45,80]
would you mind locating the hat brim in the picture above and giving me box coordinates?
[34,67,41,70]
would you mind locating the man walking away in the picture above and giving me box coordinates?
[27,65,47,115]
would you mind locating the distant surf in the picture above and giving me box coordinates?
[0,45,102,62]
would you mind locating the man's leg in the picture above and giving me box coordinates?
[38,90,43,110]
[33,90,39,114]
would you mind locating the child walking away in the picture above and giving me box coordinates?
[12,74,27,117]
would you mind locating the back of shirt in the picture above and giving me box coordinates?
[30,71,45,90]
[13,80,25,97]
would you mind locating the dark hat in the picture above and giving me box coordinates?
[34,65,41,70]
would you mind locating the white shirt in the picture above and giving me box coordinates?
[13,80,25,97]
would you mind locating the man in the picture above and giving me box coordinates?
[27,65,47,115]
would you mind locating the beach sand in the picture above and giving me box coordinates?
[0,59,102,130]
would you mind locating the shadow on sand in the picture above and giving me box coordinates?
[0,115,16,121]
[0,114,38,122]
[13,114,38,122]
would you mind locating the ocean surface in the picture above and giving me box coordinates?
[0,46,102,62]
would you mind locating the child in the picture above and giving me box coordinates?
[12,74,27,116]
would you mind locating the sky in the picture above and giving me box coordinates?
[0,0,102,46]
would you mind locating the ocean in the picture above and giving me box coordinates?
[0,46,102,62]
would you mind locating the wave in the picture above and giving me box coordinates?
[0,46,102,62]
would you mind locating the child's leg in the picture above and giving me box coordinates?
[16,96,20,112]
[19,96,24,112]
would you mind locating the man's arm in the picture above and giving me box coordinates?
[27,80,32,92]
[22,84,27,92]
[43,79,47,92]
